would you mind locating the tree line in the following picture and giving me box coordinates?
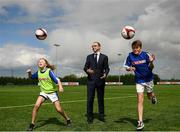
[0,74,161,85]
[61,74,160,85]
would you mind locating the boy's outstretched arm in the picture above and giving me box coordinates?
[148,53,155,70]
[149,62,154,70]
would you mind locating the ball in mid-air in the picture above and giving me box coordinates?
[35,28,47,40]
[121,26,135,39]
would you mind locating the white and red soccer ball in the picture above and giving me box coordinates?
[121,26,135,39]
[35,28,47,40]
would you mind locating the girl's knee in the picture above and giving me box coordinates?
[33,104,40,111]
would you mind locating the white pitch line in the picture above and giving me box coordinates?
[0,95,136,110]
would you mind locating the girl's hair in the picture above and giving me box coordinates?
[131,40,142,48]
[39,58,55,70]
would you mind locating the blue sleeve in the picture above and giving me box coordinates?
[146,52,151,63]
[31,71,38,79]
[124,55,132,68]
[49,70,59,84]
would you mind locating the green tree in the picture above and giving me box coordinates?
[62,74,78,82]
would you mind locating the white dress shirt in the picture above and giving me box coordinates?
[94,52,100,62]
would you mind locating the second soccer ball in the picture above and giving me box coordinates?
[121,26,135,40]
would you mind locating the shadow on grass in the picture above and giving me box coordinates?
[85,113,106,119]
[114,117,152,127]
[34,117,65,129]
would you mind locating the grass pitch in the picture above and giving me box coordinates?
[0,85,180,131]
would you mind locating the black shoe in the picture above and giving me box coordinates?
[99,116,105,122]
[27,123,35,131]
[151,96,157,104]
[67,119,71,127]
[87,117,93,124]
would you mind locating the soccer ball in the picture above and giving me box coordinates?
[121,26,135,39]
[35,28,47,40]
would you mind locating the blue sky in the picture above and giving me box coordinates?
[0,0,180,79]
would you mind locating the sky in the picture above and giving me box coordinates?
[0,0,180,79]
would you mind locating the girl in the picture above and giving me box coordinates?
[27,58,71,131]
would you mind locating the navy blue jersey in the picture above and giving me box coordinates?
[31,70,59,84]
[124,51,154,83]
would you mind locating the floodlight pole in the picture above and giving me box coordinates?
[11,68,14,77]
[118,53,122,85]
[54,44,60,76]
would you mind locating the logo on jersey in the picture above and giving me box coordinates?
[132,60,146,65]
[38,77,49,81]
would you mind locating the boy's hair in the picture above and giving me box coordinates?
[131,40,142,48]
[40,58,55,70]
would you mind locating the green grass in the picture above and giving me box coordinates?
[0,85,180,131]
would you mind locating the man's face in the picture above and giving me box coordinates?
[92,43,100,53]
[132,45,141,55]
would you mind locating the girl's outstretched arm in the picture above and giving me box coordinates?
[26,69,38,79]
[57,79,64,93]
[49,70,64,92]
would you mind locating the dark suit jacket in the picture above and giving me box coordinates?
[84,53,110,81]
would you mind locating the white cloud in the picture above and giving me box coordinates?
[0,44,48,68]
[0,0,180,79]
[0,0,78,23]
[46,28,133,77]
[48,28,131,64]
[134,0,180,79]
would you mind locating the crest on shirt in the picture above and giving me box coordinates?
[132,60,146,65]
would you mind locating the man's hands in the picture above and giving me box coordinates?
[87,68,94,75]
[100,73,106,79]
[87,68,107,79]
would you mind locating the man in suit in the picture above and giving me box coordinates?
[84,41,110,123]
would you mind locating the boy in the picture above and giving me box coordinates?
[124,40,157,130]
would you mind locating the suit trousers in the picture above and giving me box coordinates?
[87,79,105,118]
